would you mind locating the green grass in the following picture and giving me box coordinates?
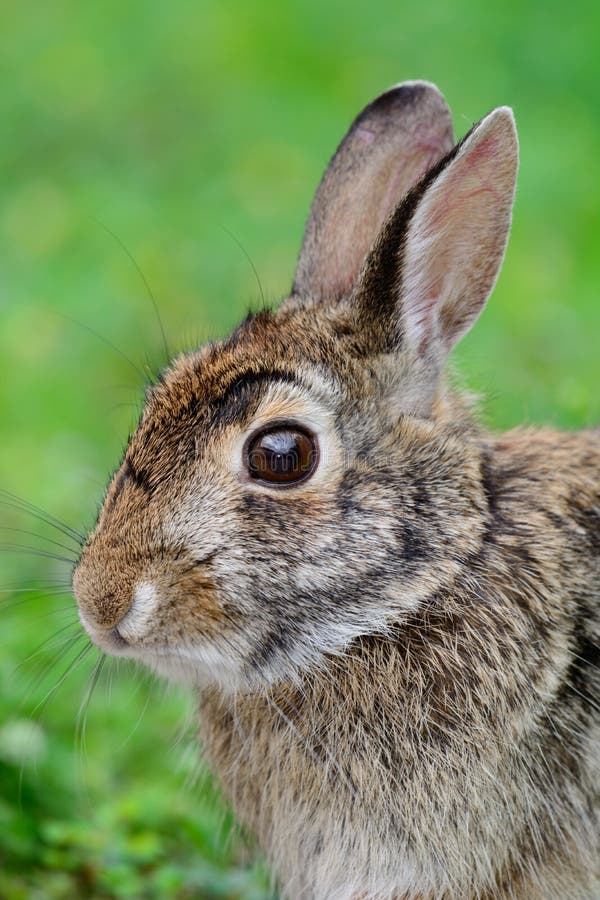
[1,1,598,896]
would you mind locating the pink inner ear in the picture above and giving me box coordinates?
[466,131,502,165]
[400,110,518,355]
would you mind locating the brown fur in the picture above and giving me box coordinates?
[199,428,599,898]
[73,83,599,898]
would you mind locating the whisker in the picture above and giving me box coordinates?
[31,641,94,718]
[61,313,148,385]
[0,526,83,557]
[113,685,153,753]
[0,583,72,594]
[0,589,73,614]
[220,224,266,308]
[0,504,83,547]
[76,652,107,766]
[0,545,77,565]
[17,641,94,806]
[0,600,77,630]
[24,605,79,624]
[0,490,85,544]
[90,215,170,365]
[11,622,83,674]
[19,634,88,709]
[105,656,118,704]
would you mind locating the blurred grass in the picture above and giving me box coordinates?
[0,0,598,896]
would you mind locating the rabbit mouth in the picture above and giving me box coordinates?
[76,579,248,688]
[78,609,237,682]
[77,605,139,656]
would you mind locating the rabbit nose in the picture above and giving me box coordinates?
[72,550,135,632]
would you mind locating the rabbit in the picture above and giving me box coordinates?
[72,81,599,899]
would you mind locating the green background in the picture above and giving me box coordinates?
[1,1,598,896]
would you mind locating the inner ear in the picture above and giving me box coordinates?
[353,106,519,360]
[292,81,455,303]
[401,108,519,354]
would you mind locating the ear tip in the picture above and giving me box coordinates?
[366,80,452,122]
[480,105,518,140]
[492,105,517,128]
[386,79,446,100]
[463,105,519,164]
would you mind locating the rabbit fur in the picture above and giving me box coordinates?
[73,82,599,899]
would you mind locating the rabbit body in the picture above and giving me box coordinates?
[200,424,600,899]
[73,82,599,898]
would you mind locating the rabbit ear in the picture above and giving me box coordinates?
[355,106,519,358]
[292,81,455,302]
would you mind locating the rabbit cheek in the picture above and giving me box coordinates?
[158,564,226,641]
[118,565,224,647]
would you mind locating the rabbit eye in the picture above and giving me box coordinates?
[245,425,318,485]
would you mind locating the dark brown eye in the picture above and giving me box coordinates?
[245,425,318,485]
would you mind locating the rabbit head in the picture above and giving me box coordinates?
[73,82,519,690]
